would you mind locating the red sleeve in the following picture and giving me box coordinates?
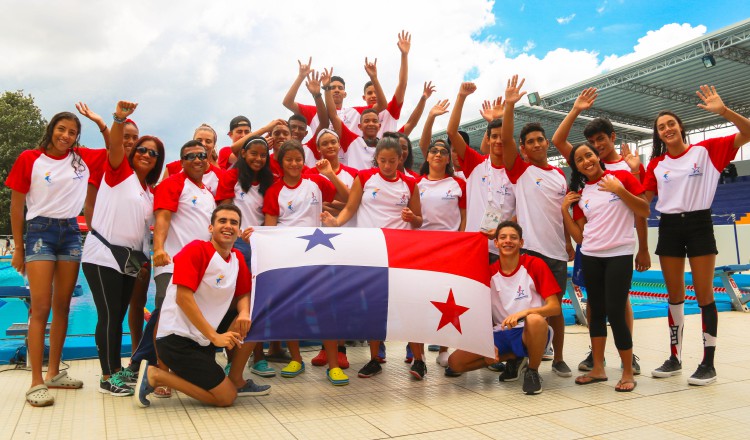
[269,159,282,180]
[643,156,662,193]
[305,137,321,160]
[702,134,738,172]
[386,94,403,119]
[340,164,358,179]
[171,240,210,292]
[79,149,107,186]
[103,155,134,188]
[310,175,336,203]
[153,174,186,212]
[454,177,467,209]
[218,147,233,170]
[505,155,530,183]
[572,191,585,221]
[297,103,318,124]
[351,105,369,114]
[461,147,487,178]
[527,255,562,299]
[612,170,644,196]
[262,181,283,216]
[489,260,500,276]
[215,168,239,201]
[232,249,252,297]
[166,161,182,175]
[339,124,359,152]
[400,172,417,194]
[4,149,41,193]
[357,168,378,187]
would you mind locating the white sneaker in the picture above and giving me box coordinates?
[436,351,449,367]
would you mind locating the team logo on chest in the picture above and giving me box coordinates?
[310,192,319,205]
[419,188,426,198]
[688,162,703,178]
[371,188,380,199]
[558,183,567,196]
[239,191,246,200]
[72,171,85,181]
[287,200,294,211]
[583,199,590,210]
[44,171,53,185]
[397,193,409,206]
[191,196,198,206]
[514,286,528,301]
[608,192,621,203]
[215,274,225,287]
[535,178,543,187]
[442,189,456,200]
[662,171,671,182]
[481,174,488,185]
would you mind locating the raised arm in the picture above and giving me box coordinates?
[419,98,450,158]
[364,58,388,113]
[393,30,411,105]
[401,81,435,136]
[322,68,342,135]
[696,85,750,148]
[282,57,313,115]
[230,119,287,155]
[447,82,477,159]
[501,75,526,169]
[76,102,110,149]
[305,70,329,132]
[479,97,504,154]
[109,101,138,169]
[550,88,598,163]
[316,159,350,202]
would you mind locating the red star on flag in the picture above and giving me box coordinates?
[431,289,470,334]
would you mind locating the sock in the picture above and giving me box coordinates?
[700,302,718,367]
[668,301,685,362]
[337,345,347,354]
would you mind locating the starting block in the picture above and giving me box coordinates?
[714,265,750,312]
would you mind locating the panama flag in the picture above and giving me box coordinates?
[248,227,495,358]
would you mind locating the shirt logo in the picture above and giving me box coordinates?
[287,200,294,211]
[310,192,319,205]
[419,188,426,198]
[371,188,380,199]
[442,189,456,200]
[191,196,198,206]
[496,183,510,196]
[44,171,53,185]
[535,178,543,187]
[662,171,671,182]
[583,199,590,210]
[215,274,225,287]
[558,183,567,196]
[514,286,528,301]
[397,194,409,206]
[239,191,246,199]
[688,163,703,178]
[72,171,85,180]
[609,192,621,203]
[481,175,488,184]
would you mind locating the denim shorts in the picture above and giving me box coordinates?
[24,216,82,263]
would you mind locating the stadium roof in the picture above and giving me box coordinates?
[418,18,750,165]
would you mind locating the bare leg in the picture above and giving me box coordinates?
[227,342,256,388]
[522,314,549,370]
[409,342,424,361]
[26,261,55,387]
[286,341,302,363]
[323,340,339,368]
[659,256,687,303]
[688,254,717,306]
[46,261,79,379]
[148,366,237,407]
[368,340,380,360]
[550,292,565,362]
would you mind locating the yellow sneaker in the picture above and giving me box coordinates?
[327,367,349,386]
[280,361,305,378]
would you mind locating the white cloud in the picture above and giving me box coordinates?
[0,0,709,161]
[597,1,608,14]
[556,13,576,25]
[601,23,707,70]
[523,40,536,52]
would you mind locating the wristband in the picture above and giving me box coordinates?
[99,125,107,133]
[313,93,322,99]
[112,113,127,124]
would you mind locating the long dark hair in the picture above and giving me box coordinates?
[39,112,85,174]
[128,135,165,187]
[568,143,605,193]
[395,132,414,170]
[234,136,274,195]
[419,140,454,177]
[650,110,687,161]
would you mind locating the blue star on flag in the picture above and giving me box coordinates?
[297,228,341,252]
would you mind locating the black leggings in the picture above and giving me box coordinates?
[581,254,633,351]
[83,263,135,375]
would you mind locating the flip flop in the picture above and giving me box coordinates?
[26,384,54,407]
[615,379,637,392]
[575,374,608,385]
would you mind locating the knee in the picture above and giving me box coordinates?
[215,390,236,407]
[525,313,547,332]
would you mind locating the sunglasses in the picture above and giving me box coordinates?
[135,146,159,158]
[428,147,449,156]
[182,152,208,161]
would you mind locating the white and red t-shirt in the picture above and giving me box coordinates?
[490,254,561,327]
[603,158,645,183]
[644,134,737,214]
[298,103,364,140]
[339,125,377,171]
[417,176,466,231]
[217,146,234,170]
[573,170,645,258]
[507,156,568,261]
[462,148,515,254]
[157,240,251,346]
[306,164,358,227]
[375,95,403,137]
[82,158,153,272]
[5,148,106,220]
[215,168,265,229]
[356,169,416,229]
[263,175,336,226]
[165,161,224,197]
[454,170,466,181]
[153,173,216,276]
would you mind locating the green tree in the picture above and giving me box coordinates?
[0,90,47,234]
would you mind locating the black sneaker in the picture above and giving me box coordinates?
[115,367,138,385]
[499,357,528,382]
[621,354,641,375]
[522,368,543,395]
[687,364,716,386]
[444,367,462,377]
[486,362,505,372]
[357,359,383,378]
[409,360,427,380]
[99,376,134,397]
[651,355,682,378]
[551,360,572,378]
[578,350,594,371]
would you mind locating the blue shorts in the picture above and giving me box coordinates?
[493,326,552,359]
[24,216,82,263]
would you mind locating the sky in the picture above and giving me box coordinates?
[1,0,749,163]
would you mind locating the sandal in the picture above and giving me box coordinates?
[575,374,608,385]
[154,386,172,398]
[615,379,637,392]
[44,371,83,389]
[26,384,54,407]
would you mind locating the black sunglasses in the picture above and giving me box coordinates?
[428,147,449,156]
[135,146,159,158]
[182,152,208,161]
